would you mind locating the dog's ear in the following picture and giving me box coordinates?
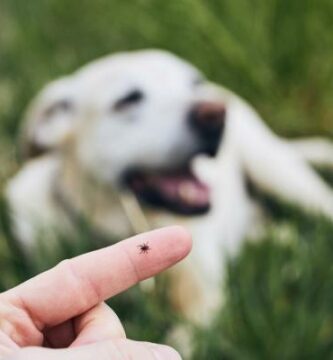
[20,77,77,160]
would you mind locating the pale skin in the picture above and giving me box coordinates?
[0,226,192,359]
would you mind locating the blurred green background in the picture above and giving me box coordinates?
[1,0,333,358]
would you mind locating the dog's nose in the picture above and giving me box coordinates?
[188,101,226,156]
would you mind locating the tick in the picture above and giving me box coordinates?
[138,242,150,254]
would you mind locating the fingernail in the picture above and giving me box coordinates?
[150,344,182,360]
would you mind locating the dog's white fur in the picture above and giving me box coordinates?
[6,50,333,325]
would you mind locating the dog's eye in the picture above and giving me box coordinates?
[114,90,144,111]
[44,100,73,118]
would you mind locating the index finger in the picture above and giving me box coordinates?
[4,226,191,328]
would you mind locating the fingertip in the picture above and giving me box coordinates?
[127,226,192,278]
[146,225,192,262]
[166,225,192,258]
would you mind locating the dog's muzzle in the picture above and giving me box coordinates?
[188,101,226,156]
[123,101,226,216]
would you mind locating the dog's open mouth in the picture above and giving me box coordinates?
[124,167,210,215]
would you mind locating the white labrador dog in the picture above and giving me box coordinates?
[6,50,333,325]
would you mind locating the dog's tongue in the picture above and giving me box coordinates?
[149,173,210,208]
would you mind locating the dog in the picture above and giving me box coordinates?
[6,50,333,327]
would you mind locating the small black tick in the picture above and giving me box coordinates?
[138,242,150,254]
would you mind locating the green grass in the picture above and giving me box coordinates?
[193,211,333,359]
[1,0,333,358]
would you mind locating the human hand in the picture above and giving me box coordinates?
[0,226,191,359]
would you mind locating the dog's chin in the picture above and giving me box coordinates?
[123,167,211,215]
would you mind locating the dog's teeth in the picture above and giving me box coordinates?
[178,183,198,203]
